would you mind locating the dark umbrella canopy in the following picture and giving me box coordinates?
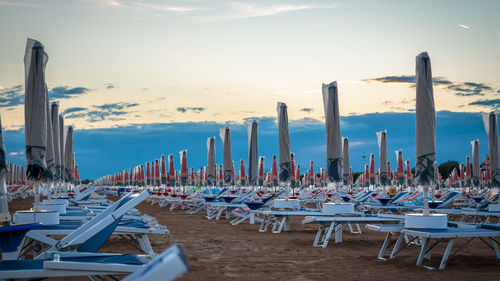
[414,52,436,186]
[322,81,343,184]
[45,90,55,181]
[483,112,500,186]
[59,114,65,178]
[247,120,258,186]
[471,139,480,187]
[51,102,61,181]
[377,130,389,186]
[0,115,9,221]
[277,102,291,184]
[219,127,233,184]
[206,137,216,186]
[343,137,350,185]
[63,126,74,182]
[24,39,48,181]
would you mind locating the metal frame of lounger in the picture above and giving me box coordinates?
[302,216,402,248]
[205,191,254,221]
[185,188,229,215]
[17,191,150,259]
[122,244,189,281]
[230,191,286,226]
[367,223,500,269]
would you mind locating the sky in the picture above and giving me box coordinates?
[1,0,500,179]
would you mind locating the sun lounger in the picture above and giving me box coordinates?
[367,223,500,269]
[302,216,401,248]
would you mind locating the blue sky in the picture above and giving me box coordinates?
[0,0,499,179]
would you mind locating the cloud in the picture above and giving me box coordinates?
[0,85,23,107]
[62,107,87,115]
[49,86,90,99]
[209,2,336,21]
[176,107,206,113]
[469,99,500,109]
[364,75,495,97]
[458,24,470,29]
[86,0,199,13]
[300,108,314,113]
[105,83,116,89]
[0,0,36,7]
[64,102,139,122]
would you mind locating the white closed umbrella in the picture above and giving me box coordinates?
[322,81,343,201]
[414,52,436,216]
[51,102,61,181]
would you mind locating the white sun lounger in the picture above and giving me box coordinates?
[302,216,402,248]
[366,223,500,269]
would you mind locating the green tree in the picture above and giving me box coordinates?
[438,161,459,180]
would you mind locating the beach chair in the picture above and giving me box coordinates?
[122,244,189,281]
[205,190,254,221]
[0,244,188,280]
[185,188,228,215]
[230,190,286,226]
[367,223,500,269]
[18,191,150,259]
[302,215,402,248]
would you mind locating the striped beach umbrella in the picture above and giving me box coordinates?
[309,160,315,186]
[161,155,167,185]
[271,154,278,187]
[406,160,412,186]
[369,154,375,185]
[290,153,296,188]
[295,164,301,188]
[180,150,188,187]
[168,154,176,187]
[218,164,223,187]
[343,138,350,185]
[396,150,405,185]
[239,160,247,186]
[258,156,265,186]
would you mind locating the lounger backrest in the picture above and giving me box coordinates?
[438,191,460,208]
[214,188,228,198]
[72,186,99,201]
[56,191,149,252]
[262,190,285,206]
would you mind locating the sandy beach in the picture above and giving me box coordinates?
[5,196,500,281]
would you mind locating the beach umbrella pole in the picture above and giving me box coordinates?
[0,173,11,224]
[422,185,430,216]
[33,180,41,211]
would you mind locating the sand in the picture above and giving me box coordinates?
[5,197,500,280]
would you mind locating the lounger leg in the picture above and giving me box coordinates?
[250,211,255,224]
[231,212,249,225]
[439,239,454,269]
[313,225,325,247]
[322,223,336,248]
[284,216,290,232]
[137,234,155,256]
[347,224,354,233]
[259,215,268,232]
[378,232,393,260]
[390,233,404,259]
[490,238,500,259]
[416,238,430,266]
[275,216,287,233]
[334,223,342,243]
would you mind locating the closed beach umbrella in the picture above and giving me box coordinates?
[406,160,412,186]
[377,130,388,186]
[309,160,315,186]
[258,156,265,186]
[343,138,350,185]
[59,115,64,178]
[247,121,258,186]
[415,52,436,215]
[369,154,375,185]
[322,81,343,186]
[168,154,176,187]
[219,127,233,185]
[45,96,55,181]
[161,155,167,185]
[483,112,500,187]
[24,39,48,182]
[51,102,61,180]
[206,137,216,186]
[471,140,480,187]
[239,160,247,186]
[296,164,301,188]
[271,154,278,187]
[63,126,74,183]
[180,150,188,187]
[396,150,405,185]
[277,102,291,184]
[290,153,296,188]
[0,115,10,223]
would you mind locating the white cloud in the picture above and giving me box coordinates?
[208,1,336,21]
[458,24,470,29]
